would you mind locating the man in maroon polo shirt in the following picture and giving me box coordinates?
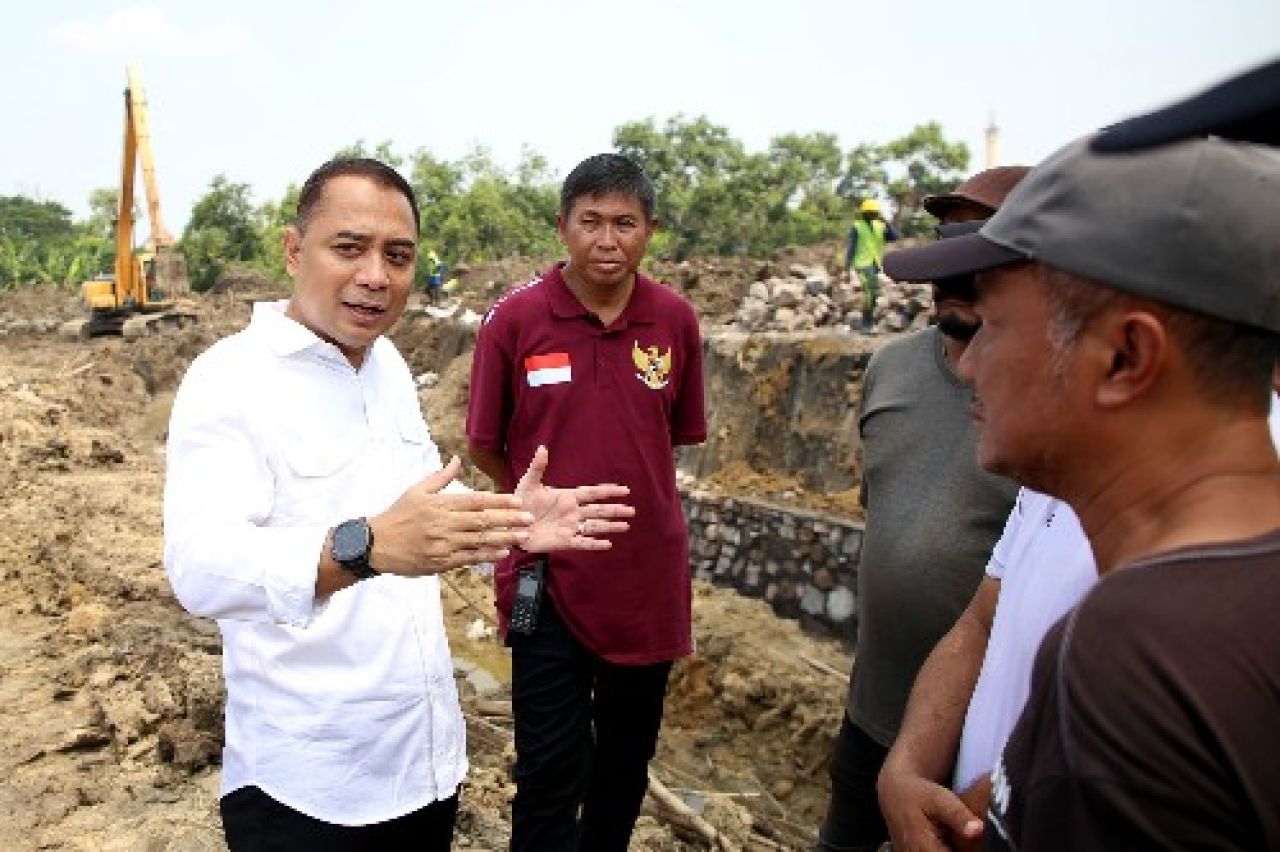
[466,153,706,852]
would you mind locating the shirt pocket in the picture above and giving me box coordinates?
[274,433,365,521]
[393,409,438,477]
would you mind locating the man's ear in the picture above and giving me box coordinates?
[284,226,302,278]
[1094,309,1168,409]
[555,213,566,245]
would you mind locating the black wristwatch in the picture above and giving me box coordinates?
[331,518,378,580]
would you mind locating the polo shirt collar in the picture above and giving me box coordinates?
[544,262,658,327]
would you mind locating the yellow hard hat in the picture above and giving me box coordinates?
[859,199,882,214]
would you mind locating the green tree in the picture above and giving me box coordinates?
[253,182,300,281]
[0,193,115,288]
[180,176,261,291]
[333,139,405,170]
[85,187,120,241]
[615,117,864,257]
[0,196,74,242]
[614,115,751,257]
[766,132,846,248]
[837,143,890,205]
[431,146,558,263]
[879,122,970,235]
[403,144,559,268]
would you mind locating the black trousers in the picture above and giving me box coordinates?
[220,785,458,851]
[508,593,673,852]
[815,714,890,852]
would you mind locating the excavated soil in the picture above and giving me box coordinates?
[0,281,854,851]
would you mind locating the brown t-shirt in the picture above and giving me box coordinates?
[987,529,1280,851]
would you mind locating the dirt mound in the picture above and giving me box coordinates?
[0,286,853,849]
[204,264,290,299]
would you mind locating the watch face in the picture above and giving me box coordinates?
[332,519,370,563]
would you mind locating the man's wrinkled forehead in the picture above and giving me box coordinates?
[566,190,648,217]
[973,261,1034,303]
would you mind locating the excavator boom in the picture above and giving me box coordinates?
[126,65,174,250]
[66,65,192,338]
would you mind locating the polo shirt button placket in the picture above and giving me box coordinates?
[596,336,612,389]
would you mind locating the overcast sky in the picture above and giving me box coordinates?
[3,1,1277,235]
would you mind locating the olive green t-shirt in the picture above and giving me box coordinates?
[849,327,1017,744]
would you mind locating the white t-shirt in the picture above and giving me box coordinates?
[952,488,1096,792]
[1269,393,1280,450]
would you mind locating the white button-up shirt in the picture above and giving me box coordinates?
[163,301,466,825]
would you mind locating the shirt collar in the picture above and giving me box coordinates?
[543,262,658,327]
[250,299,368,367]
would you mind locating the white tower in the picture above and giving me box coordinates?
[985,114,1001,170]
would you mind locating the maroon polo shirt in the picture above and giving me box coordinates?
[466,262,706,664]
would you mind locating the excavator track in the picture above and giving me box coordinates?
[121,310,199,339]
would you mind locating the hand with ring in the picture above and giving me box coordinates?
[514,446,634,552]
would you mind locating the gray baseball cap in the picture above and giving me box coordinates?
[879,136,1280,332]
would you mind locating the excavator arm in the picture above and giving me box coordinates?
[71,65,191,337]
[126,65,173,251]
[111,70,139,308]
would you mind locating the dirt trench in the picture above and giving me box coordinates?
[0,279,855,850]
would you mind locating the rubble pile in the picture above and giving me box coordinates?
[732,263,934,335]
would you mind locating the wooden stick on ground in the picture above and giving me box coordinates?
[472,698,513,717]
[646,769,734,850]
[441,572,497,625]
[799,654,849,684]
[463,712,512,743]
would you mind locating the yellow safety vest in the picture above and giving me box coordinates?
[852,217,888,269]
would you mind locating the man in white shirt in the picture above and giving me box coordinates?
[164,158,633,850]
[874,487,1096,851]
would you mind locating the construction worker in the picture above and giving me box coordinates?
[424,249,445,304]
[845,199,899,331]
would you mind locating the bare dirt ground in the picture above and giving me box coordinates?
[0,283,853,850]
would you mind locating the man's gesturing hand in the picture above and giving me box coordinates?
[878,768,984,852]
[369,456,535,576]
[514,446,634,552]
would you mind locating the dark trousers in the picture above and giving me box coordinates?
[508,594,673,852]
[815,714,890,852]
[220,785,458,851]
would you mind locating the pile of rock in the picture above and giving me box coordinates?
[731,263,934,335]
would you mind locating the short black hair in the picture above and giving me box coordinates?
[296,157,420,234]
[1041,265,1280,414]
[560,153,655,220]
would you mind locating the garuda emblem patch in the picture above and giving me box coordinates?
[632,342,672,390]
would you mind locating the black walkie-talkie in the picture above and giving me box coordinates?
[508,558,546,635]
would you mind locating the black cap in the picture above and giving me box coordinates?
[883,219,1023,283]
[1092,57,1280,152]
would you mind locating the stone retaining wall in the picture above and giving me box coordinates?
[683,487,863,644]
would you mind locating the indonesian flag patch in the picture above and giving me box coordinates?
[525,352,572,387]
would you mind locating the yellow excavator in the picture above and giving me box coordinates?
[64,65,195,338]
